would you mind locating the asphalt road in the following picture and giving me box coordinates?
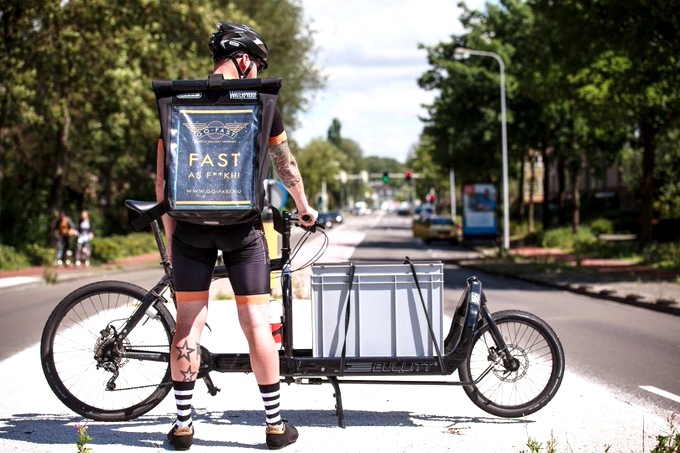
[354,213,680,415]
[0,211,678,452]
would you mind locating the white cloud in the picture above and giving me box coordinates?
[293,0,487,162]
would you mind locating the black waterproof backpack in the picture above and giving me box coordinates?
[153,75,281,225]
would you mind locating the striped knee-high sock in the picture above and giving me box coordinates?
[173,380,195,429]
[259,382,282,426]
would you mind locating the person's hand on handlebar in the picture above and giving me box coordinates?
[296,205,318,228]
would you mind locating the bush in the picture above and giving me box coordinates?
[21,243,54,266]
[90,233,157,264]
[91,236,124,263]
[540,227,573,249]
[0,244,31,270]
[642,241,680,269]
[540,226,597,253]
[589,218,614,236]
[120,233,158,256]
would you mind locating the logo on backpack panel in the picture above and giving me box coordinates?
[183,121,249,140]
[229,90,258,100]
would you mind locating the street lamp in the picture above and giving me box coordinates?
[454,47,510,251]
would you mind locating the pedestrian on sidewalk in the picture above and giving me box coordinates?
[52,211,77,267]
[156,22,317,451]
[75,210,94,266]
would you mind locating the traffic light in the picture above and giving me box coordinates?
[405,171,412,183]
[427,194,435,203]
[382,171,389,183]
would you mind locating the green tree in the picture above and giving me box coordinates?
[531,0,680,242]
[0,0,323,250]
[295,139,348,209]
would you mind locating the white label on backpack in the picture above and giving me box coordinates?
[229,90,258,100]
[176,92,203,99]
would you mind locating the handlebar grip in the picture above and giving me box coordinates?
[301,214,312,223]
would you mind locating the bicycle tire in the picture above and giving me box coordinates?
[40,280,175,421]
[458,310,565,418]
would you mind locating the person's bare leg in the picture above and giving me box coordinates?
[236,295,298,448]
[172,294,209,382]
[235,295,278,384]
[168,292,209,450]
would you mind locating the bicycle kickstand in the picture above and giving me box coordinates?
[202,373,221,396]
[327,376,346,429]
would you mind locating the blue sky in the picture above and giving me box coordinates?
[293,0,487,163]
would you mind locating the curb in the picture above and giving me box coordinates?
[0,254,161,290]
[451,260,680,317]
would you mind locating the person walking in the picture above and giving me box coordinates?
[52,211,76,266]
[75,209,94,266]
[155,22,317,451]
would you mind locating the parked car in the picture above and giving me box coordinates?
[316,212,334,229]
[329,210,344,224]
[412,215,458,244]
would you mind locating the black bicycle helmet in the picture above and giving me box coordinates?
[209,22,269,71]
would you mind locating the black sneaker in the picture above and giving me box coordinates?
[265,422,299,450]
[167,425,194,451]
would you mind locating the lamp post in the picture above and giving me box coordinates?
[454,47,510,251]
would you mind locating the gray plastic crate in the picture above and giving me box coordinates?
[310,262,444,358]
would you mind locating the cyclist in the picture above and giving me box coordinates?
[155,22,317,451]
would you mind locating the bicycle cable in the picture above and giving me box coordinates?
[289,226,329,273]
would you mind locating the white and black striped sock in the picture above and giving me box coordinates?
[173,380,195,429]
[259,382,282,426]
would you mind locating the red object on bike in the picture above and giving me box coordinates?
[268,299,283,349]
[270,323,282,348]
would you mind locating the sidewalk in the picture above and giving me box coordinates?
[455,245,680,316]
[0,253,160,289]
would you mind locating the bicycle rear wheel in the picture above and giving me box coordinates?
[41,281,175,421]
[458,310,564,417]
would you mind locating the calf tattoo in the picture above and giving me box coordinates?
[174,340,200,382]
[175,340,196,362]
[180,365,198,382]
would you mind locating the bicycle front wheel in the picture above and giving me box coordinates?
[458,310,565,418]
[41,281,175,421]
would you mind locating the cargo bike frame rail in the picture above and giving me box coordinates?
[40,200,565,428]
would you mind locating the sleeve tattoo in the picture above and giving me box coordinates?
[269,140,301,188]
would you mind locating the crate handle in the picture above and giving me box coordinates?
[339,262,355,375]
[404,257,445,372]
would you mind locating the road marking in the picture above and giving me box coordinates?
[640,385,680,404]
[0,276,41,289]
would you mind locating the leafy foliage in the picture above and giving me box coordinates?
[418,0,680,240]
[0,0,322,249]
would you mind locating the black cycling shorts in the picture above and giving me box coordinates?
[171,220,270,295]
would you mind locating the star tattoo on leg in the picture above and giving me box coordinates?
[175,340,196,362]
[180,365,197,382]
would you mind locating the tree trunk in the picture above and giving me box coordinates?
[48,101,71,242]
[518,153,526,219]
[639,119,656,244]
[571,168,581,235]
[541,146,551,230]
[528,154,536,233]
[557,156,567,225]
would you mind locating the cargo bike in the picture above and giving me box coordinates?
[41,200,565,428]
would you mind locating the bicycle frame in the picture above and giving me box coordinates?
[123,200,511,427]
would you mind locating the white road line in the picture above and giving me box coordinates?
[640,385,680,404]
[0,276,41,288]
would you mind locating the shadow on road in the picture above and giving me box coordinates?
[1,409,528,449]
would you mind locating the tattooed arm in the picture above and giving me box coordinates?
[268,139,318,226]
